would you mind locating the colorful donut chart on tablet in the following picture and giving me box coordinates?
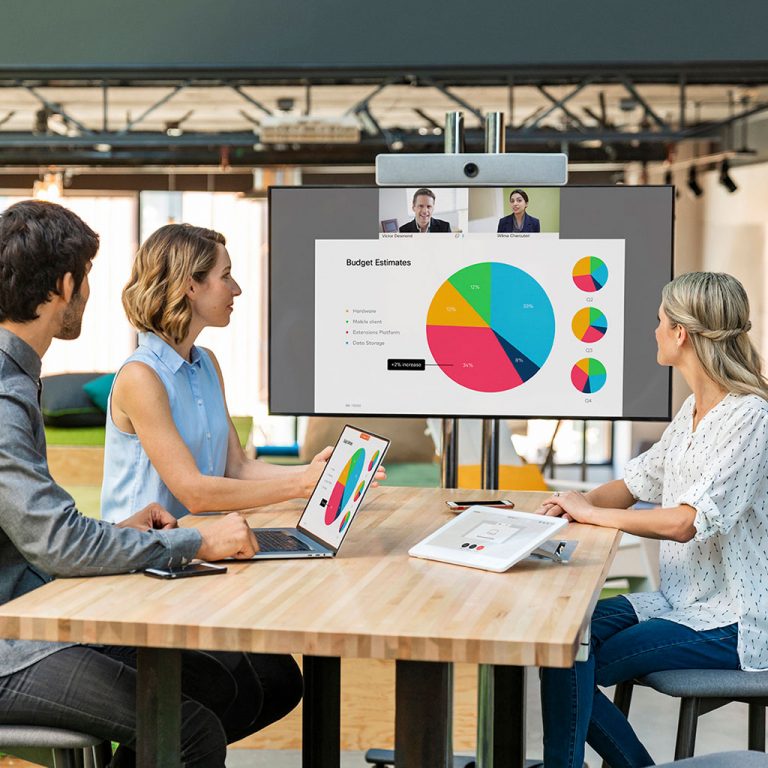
[324,447,366,525]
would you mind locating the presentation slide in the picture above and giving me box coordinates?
[314,238,625,417]
[299,426,388,549]
[269,185,673,420]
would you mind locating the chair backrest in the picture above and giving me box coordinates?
[457,464,548,491]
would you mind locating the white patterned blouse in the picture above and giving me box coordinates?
[623,392,768,671]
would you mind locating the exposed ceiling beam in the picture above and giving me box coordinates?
[0,72,761,168]
[120,84,187,132]
[1,61,768,86]
[0,134,673,167]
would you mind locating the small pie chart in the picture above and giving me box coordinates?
[573,257,608,292]
[571,358,607,394]
[572,307,608,343]
[339,509,352,533]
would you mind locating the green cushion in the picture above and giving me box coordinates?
[82,373,116,414]
[45,426,106,445]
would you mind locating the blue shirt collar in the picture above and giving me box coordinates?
[138,332,202,373]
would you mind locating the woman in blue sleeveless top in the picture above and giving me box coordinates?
[101,222,347,743]
[101,223,348,524]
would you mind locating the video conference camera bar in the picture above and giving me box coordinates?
[376,152,568,186]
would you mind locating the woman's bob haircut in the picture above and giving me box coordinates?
[122,223,225,344]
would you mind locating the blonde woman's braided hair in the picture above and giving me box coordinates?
[662,272,768,400]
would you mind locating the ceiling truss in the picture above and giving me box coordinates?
[0,71,766,167]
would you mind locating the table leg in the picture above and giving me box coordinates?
[136,647,181,768]
[476,664,526,768]
[395,660,453,768]
[302,655,341,768]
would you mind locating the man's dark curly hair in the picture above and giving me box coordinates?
[0,200,99,322]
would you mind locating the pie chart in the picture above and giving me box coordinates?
[572,307,608,343]
[426,262,555,392]
[324,448,366,525]
[571,358,607,394]
[573,257,608,292]
[339,509,352,533]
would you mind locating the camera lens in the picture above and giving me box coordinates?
[463,162,479,178]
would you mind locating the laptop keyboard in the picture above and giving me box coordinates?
[255,530,311,553]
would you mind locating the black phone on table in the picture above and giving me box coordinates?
[445,499,516,512]
[144,563,228,579]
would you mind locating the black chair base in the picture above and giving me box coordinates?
[363,749,553,767]
[364,750,475,767]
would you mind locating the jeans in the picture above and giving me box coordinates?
[0,645,303,768]
[540,596,739,768]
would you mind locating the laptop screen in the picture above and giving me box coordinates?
[298,425,390,551]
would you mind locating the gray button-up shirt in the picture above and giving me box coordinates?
[0,327,202,676]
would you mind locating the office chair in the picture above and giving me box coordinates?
[612,669,768,761]
[0,724,109,768]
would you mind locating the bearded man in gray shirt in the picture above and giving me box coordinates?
[0,201,302,767]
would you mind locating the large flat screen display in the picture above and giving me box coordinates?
[269,185,673,420]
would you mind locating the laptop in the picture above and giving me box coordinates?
[249,425,390,559]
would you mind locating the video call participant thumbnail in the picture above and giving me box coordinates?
[497,189,541,233]
[399,188,451,233]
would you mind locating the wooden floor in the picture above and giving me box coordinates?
[234,657,483,751]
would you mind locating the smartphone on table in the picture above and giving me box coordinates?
[445,499,516,512]
[144,562,228,579]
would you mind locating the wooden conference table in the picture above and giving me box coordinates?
[0,487,620,768]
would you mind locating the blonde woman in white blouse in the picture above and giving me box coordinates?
[538,272,768,768]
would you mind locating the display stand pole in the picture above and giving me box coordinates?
[440,418,459,489]
[367,109,558,768]
[476,111,530,768]
[480,112,504,492]
[440,110,464,490]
